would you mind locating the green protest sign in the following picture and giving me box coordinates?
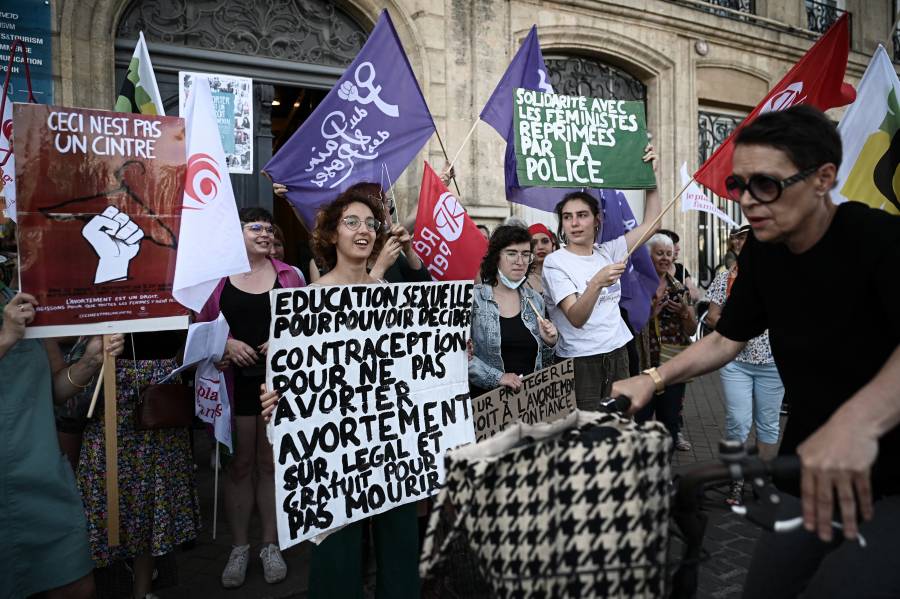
[513,88,656,189]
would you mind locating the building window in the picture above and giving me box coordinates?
[705,0,755,13]
[805,0,849,36]
[544,56,647,102]
[697,110,744,287]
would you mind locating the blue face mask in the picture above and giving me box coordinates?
[498,270,526,289]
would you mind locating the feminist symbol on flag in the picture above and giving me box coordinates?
[337,62,400,118]
[183,153,221,210]
[433,192,466,242]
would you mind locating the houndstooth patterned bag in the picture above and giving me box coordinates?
[421,410,672,599]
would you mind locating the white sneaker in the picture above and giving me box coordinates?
[259,543,287,584]
[221,544,250,588]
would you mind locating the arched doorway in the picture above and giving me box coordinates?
[114,0,369,274]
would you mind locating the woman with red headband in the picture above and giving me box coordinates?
[526,223,557,295]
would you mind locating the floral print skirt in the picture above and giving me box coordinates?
[77,358,200,566]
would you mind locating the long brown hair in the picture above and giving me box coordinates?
[311,182,386,271]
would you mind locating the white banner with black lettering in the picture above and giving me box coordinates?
[266,281,475,549]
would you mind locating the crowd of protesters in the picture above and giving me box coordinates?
[4,106,900,599]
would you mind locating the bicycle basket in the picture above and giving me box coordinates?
[421,410,672,599]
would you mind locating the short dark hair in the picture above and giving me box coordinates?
[479,225,533,286]
[734,105,841,171]
[554,191,600,243]
[238,206,273,224]
[311,182,385,270]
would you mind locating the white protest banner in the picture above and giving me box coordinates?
[178,72,253,174]
[679,162,738,228]
[471,359,575,442]
[266,281,475,549]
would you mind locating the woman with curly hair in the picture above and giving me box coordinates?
[470,225,558,397]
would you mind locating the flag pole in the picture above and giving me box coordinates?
[213,442,219,540]
[624,178,694,260]
[447,120,480,173]
[432,129,463,197]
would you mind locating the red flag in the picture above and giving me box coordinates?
[412,162,487,281]
[694,14,856,198]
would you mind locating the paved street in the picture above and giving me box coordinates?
[94,372,778,599]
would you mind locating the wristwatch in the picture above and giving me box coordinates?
[642,367,665,395]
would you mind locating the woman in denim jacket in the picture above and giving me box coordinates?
[469,226,559,396]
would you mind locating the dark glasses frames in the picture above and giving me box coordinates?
[724,165,820,204]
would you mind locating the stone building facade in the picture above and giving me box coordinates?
[50,0,897,283]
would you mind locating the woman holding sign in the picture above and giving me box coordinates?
[470,225,558,397]
[261,183,420,599]
[542,146,660,408]
[197,207,304,589]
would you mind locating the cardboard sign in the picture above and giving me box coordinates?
[471,359,576,441]
[266,281,476,549]
[514,88,656,189]
[178,72,253,174]
[14,103,189,337]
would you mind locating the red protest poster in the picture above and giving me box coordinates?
[14,103,189,338]
[412,162,487,281]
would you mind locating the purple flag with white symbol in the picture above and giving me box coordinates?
[480,25,570,210]
[598,189,658,332]
[264,11,436,229]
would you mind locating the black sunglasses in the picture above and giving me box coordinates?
[724,165,820,204]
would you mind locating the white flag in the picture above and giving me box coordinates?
[1,86,16,222]
[833,45,900,214]
[173,76,249,311]
[680,162,738,228]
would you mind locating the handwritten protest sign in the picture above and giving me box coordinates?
[471,359,576,441]
[513,88,656,189]
[266,281,475,549]
[14,103,188,337]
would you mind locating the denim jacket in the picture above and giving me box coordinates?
[468,283,555,390]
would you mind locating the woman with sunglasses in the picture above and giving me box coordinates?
[542,145,659,408]
[470,226,558,398]
[196,207,304,589]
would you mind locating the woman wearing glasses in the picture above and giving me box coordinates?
[196,207,304,589]
[469,225,558,397]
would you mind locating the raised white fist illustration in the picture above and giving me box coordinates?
[82,206,144,284]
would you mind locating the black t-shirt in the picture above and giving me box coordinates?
[500,315,538,377]
[716,202,900,497]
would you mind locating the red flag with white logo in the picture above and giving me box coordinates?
[694,14,856,198]
[412,162,487,281]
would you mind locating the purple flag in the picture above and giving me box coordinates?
[598,189,658,332]
[479,25,571,210]
[264,11,435,229]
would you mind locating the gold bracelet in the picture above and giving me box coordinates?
[66,365,92,389]
[642,367,666,395]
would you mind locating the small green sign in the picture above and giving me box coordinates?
[513,88,656,189]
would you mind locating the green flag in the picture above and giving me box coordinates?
[114,31,165,116]
[513,88,655,189]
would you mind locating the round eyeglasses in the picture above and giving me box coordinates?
[724,165,820,204]
[243,223,274,235]
[341,215,381,232]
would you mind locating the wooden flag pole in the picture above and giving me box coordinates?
[432,129,463,197]
[525,296,546,324]
[624,178,694,260]
[85,361,105,419]
[447,120,480,173]
[102,342,120,548]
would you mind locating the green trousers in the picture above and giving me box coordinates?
[308,502,420,599]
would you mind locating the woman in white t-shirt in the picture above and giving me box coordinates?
[541,147,660,408]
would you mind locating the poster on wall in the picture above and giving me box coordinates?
[14,103,189,338]
[513,88,656,189]
[266,281,476,549]
[178,71,253,174]
[0,0,54,104]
